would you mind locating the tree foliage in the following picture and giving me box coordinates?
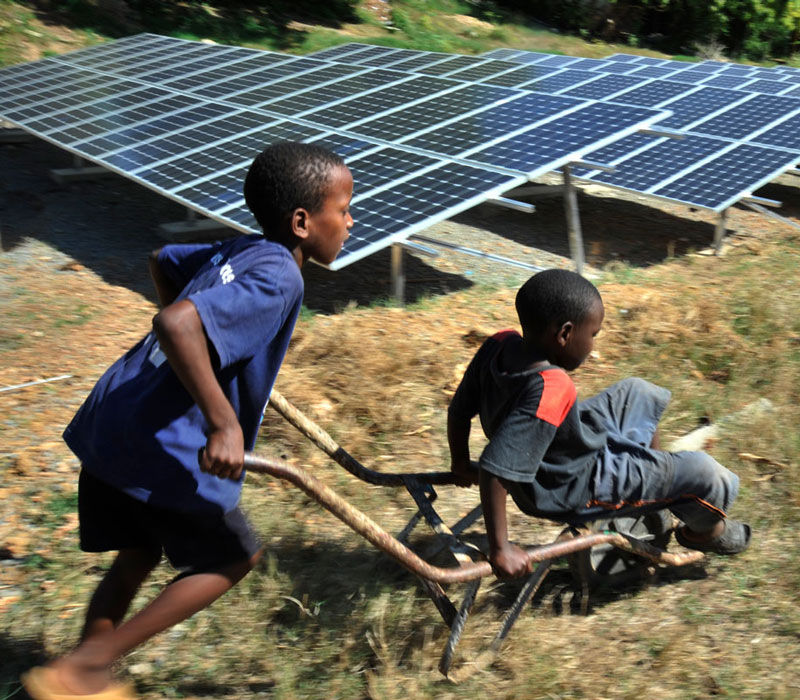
[500,0,800,59]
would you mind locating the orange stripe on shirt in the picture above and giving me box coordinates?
[536,369,576,426]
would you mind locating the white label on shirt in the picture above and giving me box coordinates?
[219,262,235,284]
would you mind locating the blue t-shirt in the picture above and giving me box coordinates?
[64,235,303,514]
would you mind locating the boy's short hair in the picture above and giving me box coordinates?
[515,269,602,335]
[243,141,345,242]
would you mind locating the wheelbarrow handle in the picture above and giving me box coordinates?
[243,453,703,583]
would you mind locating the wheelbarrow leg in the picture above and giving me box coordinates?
[439,578,481,677]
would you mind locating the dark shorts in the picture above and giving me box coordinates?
[78,470,261,572]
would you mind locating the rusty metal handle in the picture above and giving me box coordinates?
[244,453,704,583]
[268,388,464,487]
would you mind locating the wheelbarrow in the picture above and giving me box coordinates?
[244,389,704,679]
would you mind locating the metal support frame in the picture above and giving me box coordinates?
[390,243,405,303]
[562,164,585,274]
[713,208,729,253]
[486,196,536,214]
[410,234,543,272]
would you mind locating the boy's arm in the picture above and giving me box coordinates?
[447,410,479,485]
[153,299,243,480]
[480,470,531,578]
[149,248,183,308]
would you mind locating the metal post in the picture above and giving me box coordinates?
[72,154,85,169]
[562,165,585,274]
[390,243,405,304]
[713,208,728,254]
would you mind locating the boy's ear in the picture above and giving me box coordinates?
[290,207,311,240]
[557,321,573,347]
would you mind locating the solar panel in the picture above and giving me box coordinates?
[737,79,794,94]
[261,69,409,116]
[653,86,749,129]
[584,134,730,191]
[297,75,460,128]
[12,32,794,269]
[559,74,643,99]
[651,143,800,209]
[746,112,800,151]
[465,102,667,173]
[400,93,586,156]
[610,80,695,107]
[520,69,599,93]
[690,93,800,139]
[342,83,521,141]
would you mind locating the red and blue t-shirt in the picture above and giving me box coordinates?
[448,330,607,517]
[64,235,303,514]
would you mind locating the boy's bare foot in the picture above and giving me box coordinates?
[22,665,136,698]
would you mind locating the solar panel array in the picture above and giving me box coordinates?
[477,48,800,210]
[307,41,800,211]
[0,34,669,269]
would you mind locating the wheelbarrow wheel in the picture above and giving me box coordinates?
[567,509,673,590]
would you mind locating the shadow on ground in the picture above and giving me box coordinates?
[0,140,470,313]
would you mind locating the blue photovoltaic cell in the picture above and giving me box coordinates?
[94,42,209,74]
[654,87,748,129]
[345,162,519,255]
[625,65,682,79]
[691,93,800,139]
[104,45,224,77]
[748,113,800,152]
[41,93,207,148]
[83,109,262,170]
[589,135,729,190]
[347,148,442,191]
[586,61,643,74]
[604,53,642,62]
[76,102,237,158]
[299,75,458,128]
[15,86,187,134]
[660,70,713,84]
[402,92,584,155]
[680,63,724,74]
[748,70,784,79]
[138,122,324,192]
[482,64,561,87]
[481,48,525,60]
[416,55,489,76]
[347,83,520,141]
[306,133,376,160]
[534,55,582,68]
[570,133,656,176]
[264,69,408,116]
[137,47,261,83]
[330,45,400,63]
[506,51,551,65]
[467,102,663,173]
[701,75,753,89]
[54,33,162,64]
[653,143,799,208]
[221,64,364,107]
[171,165,250,212]
[1,72,130,113]
[780,85,800,97]
[305,43,373,60]
[610,80,694,107]
[521,69,598,93]
[382,53,454,72]
[715,65,757,77]
[356,49,422,67]
[559,74,643,99]
[187,58,328,99]
[159,53,293,93]
[444,60,521,82]
[738,79,793,94]
[564,58,608,71]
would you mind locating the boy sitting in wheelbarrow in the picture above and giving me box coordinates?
[447,269,750,579]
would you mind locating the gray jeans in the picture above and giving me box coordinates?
[581,378,739,531]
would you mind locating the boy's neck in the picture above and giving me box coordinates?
[500,335,553,373]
